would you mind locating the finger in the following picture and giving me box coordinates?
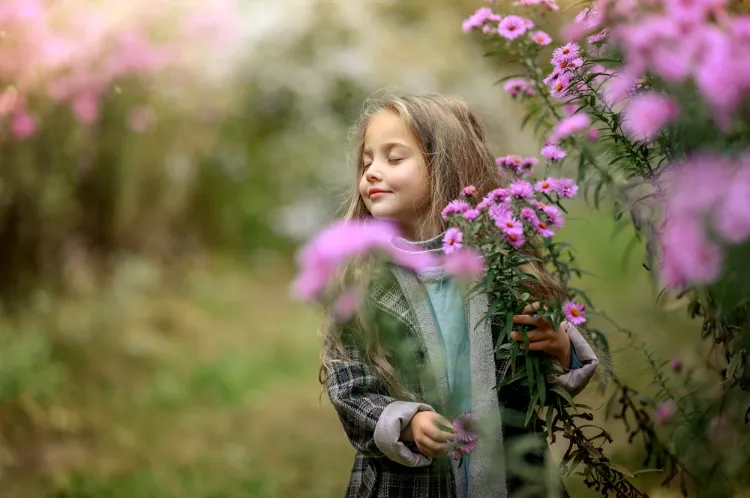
[417,437,447,455]
[512,314,536,325]
[522,302,541,314]
[424,421,454,442]
[511,330,547,342]
[520,340,551,351]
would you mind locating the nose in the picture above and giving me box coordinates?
[365,168,382,183]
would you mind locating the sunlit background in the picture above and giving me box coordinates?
[0,0,703,496]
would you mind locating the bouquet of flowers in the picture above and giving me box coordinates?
[440,156,586,426]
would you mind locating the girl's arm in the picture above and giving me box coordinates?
[324,341,435,467]
[547,323,599,397]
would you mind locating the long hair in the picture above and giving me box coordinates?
[319,93,564,398]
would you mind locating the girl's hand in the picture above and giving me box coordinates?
[511,303,572,368]
[401,411,454,458]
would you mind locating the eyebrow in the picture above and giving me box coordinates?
[362,141,410,156]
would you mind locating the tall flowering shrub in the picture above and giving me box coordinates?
[464,0,750,495]
[0,0,243,296]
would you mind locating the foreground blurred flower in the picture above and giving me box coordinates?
[548,113,591,143]
[444,248,486,280]
[622,92,679,142]
[332,289,363,324]
[291,219,435,301]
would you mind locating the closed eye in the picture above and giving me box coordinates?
[388,157,404,165]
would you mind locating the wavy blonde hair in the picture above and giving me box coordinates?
[319,93,564,398]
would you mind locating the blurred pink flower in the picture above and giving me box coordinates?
[11,109,37,139]
[463,209,481,221]
[127,105,155,133]
[549,113,591,143]
[442,200,470,220]
[659,215,723,288]
[714,164,750,244]
[72,92,99,124]
[555,178,579,198]
[510,180,534,199]
[332,288,362,324]
[443,248,486,280]
[622,92,679,142]
[462,7,501,32]
[654,399,677,424]
[530,30,552,45]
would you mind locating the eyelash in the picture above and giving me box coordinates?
[363,157,403,170]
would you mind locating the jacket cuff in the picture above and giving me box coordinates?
[373,401,434,467]
[548,323,599,396]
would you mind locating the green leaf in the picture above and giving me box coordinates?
[726,351,743,380]
[525,391,540,427]
[550,386,576,410]
[545,406,555,440]
[537,368,547,406]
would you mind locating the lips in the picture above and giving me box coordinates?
[368,188,391,199]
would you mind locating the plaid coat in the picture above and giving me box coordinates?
[324,265,598,498]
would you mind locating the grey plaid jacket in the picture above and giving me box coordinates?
[324,265,599,498]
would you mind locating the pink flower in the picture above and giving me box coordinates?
[463,208,481,221]
[453,413,479,443]
[510,180,534,199]
[530,30,552,45]
[333,289,362,324]
[520,207,538,221]
[489,203,512,223]
[551,42,581,66]
[128,105,155,133]
[462,7,501,32]
[671,358,682,372]
[601,68,642,106]
[549,113,591,143]
[542,205,565,228]
[535,178,557,194]
[462,185,477,197]
[503,79,534,98]
[521,157,538,175]
[442,200,470,220]
[587,28,610,44]
[659,215,723,288]
[495,214,524,236]
[486,188,510,203]
[498,15,530,40]
[533,218,555,237]
[714,164,750,244]
[549,73,573,100]
[541,144,567,162]
[556,178,579,198]
[292,219,433,301]
[504,231,526,248]
[496,154,523,171]
[622,92,679,142]
[562,301,587,325]
[444,249,486,280]
[72,92,100,124]
[11,110,37,139]
[654,399,677,424]
[443,227,464,254]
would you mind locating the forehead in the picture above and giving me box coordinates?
[363,110,418,151]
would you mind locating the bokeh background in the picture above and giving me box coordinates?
[0,0,702,496]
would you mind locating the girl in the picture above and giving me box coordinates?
[320,94,599,498]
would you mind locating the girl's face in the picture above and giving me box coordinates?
[359,110,430,239]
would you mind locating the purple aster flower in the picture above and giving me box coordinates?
[520,207,538,221]
[498,15,530,40]
[549,113,592,143]
[443,227,464,254]
[442,199,470,220]
[551,42,581,66]
[556,178,579,198]
[533,218,555,238]
[541,144,567,162]
[535,177,557,194]
[504,231,526,248]
[486,188,511,203]
[542,205,565,228]
[530,30,552,45]
[510,180,534,199]
[462,185,478,197]
[562,301,586,325]
[463,208,481,221]
[495,214,524,236]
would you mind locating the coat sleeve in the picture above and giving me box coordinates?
[547,323,599,397]
[325,342,434,467]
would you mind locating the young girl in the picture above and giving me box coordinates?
[320,94,599,498]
